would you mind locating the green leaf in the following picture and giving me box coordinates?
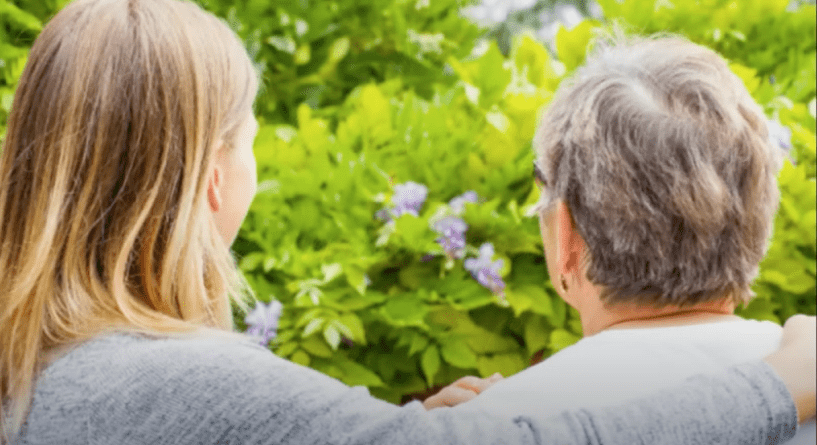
[328,37,351,63]
[555,21,597,72]
[290,350,311,367]
[337,313,366,344]
[238,252,265,271]
[408,333,430,356]
[463,327,519,354]
[505,284,554,317]
[737,298,782,324]
[398,263,436,290]
[0,2,42,31]
[476,353,527,378]
[381,294,428,326]
[302,318,324,337]
[512,34,562,90]
[329,319,355,341]
[549,328,581,353]
[322,263,343,282]
[323,324,341,350]
[267,35,296,54]
[545,296,568,327]
[336,358,385,387]
[440,336,477,368]
[421,345,441,386]
[452,42,511,108]
[301,335,333,357]
[523,315,549,356]
[275,341,299,358]
[345,265,368,295]
[294,43,311,65]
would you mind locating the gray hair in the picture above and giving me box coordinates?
[535,35,782,308]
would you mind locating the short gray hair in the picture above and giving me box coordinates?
[535,35,782,308]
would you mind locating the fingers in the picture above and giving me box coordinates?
[766,314,816,423]
[423,386,474,409]
[454,373,503,395]
[422,373,504,410]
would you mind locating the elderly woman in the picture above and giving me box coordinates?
[0,1,814,444]
[460,36,816,442]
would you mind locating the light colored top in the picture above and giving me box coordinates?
[462,317,815,444]
[10,332,798,444]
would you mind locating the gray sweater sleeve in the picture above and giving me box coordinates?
[77,336,797,445]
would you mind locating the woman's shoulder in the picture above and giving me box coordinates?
[25,331,356,444]
[43,331,344,396]
[45,332,271,379]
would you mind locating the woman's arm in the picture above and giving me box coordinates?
[225,359,798,445]
[77,318,813,445]
[762,314,816,423]
[523,361,797,444]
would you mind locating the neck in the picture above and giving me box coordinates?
[579,297,738,337]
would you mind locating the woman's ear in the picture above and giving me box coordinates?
[554,201,586,278]
[207,158,223,213]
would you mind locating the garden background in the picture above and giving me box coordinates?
[1,0,814,404]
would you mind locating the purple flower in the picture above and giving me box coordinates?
[244,300,283,346]
[449,191,478,215]
[464,243,506,295]
[376,181,429,222]
[767,118,792,151]
[432,216,468,258]
[391,181,428,217]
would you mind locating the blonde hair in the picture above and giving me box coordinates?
[535,35,781,308]
[0,0,258,439]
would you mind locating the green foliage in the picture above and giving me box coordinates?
[235,53,573,400]
[235,0,815,403]
[194,0,482,123]
[0,0,813,405]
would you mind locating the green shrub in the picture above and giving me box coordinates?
[196,0,482,123]
[236,0,816,404]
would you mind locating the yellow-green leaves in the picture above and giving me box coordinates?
[555,20,598,72]
[512,34,563,91]
[440,336,477,369]
[420,345,441,386]
[229,0,815,406]
[0,1,42,32]
[450,42,511,108]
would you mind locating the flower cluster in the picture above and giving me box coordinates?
[244,300,283,346]
[377,181,429,221]
[448,190,478,215]
[432,216,468,259]
[429,190,479,259]
[464,243,506,296]
[378,183,505,296]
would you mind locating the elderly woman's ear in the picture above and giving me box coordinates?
[553,202,587,285]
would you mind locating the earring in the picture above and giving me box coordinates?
[559,275,568,293]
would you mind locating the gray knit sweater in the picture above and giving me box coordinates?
[11,333,798,444]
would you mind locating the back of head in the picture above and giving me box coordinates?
[0,0,258,439]
[535,35,781,309]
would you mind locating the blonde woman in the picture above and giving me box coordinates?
[0,0,813,444]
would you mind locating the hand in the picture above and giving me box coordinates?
[422,373,503,410]
[763,314,816,423]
